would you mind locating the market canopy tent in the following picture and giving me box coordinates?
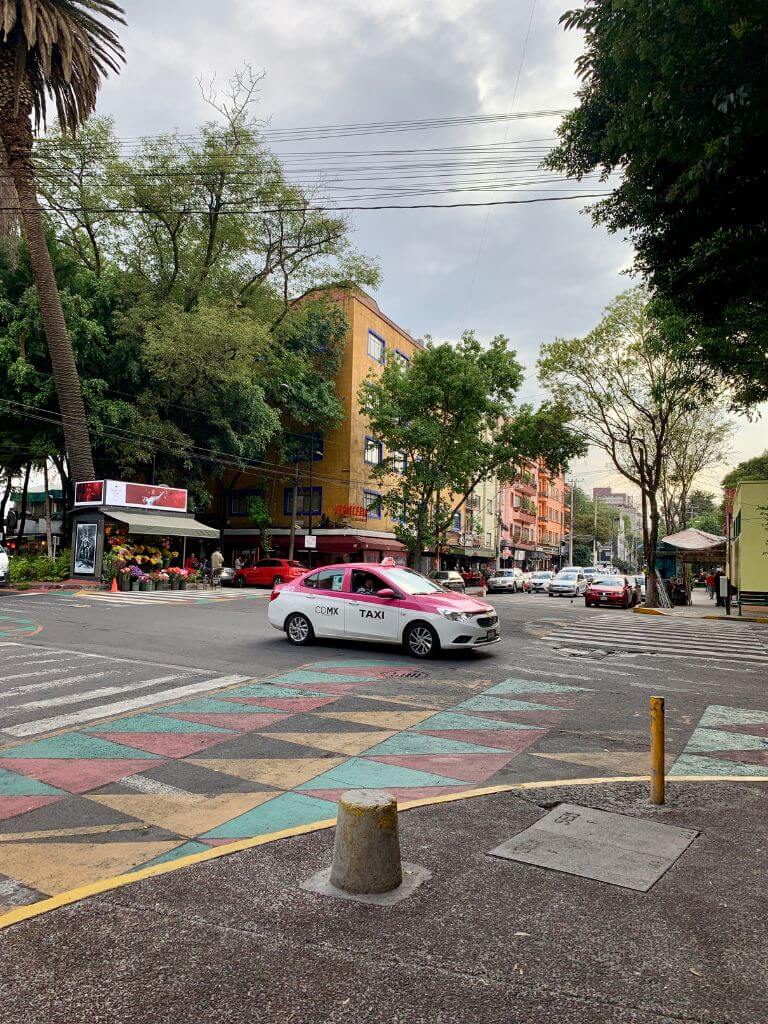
[658,528,725,566]
[106,512,219,540]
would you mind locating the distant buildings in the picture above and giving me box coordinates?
[593,486,640,564]
[498,462,570,570]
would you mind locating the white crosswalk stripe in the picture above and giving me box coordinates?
[82,589,266,605]
[542,617,768,665]
[0,641,249,739]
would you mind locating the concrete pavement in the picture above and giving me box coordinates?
[0,778,765,1023]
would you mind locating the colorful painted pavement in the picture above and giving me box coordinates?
[668,704,768,777]
[0,658,591,911]
[0,616,42,641]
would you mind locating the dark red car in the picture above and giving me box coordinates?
[585,574,639,609]
[234,558,307,588]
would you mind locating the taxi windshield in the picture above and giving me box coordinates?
[383,568,446,595]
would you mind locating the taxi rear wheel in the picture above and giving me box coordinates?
[286,613,314,646]
[404,622,439,659]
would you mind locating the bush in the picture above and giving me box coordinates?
[9,551,71,585]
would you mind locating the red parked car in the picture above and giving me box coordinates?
[234,558,307,588]
[585,574,639,609]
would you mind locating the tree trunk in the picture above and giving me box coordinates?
[0,57,95,483]
[0,471,12,541]
[645,491,662,608]
[0,139,20,261]
[15,462,31,551]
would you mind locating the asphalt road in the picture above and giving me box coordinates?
[1,587,767,742]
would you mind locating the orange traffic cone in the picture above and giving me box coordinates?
[111,577,119,593]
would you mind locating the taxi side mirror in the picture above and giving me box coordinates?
[378,588,396,599]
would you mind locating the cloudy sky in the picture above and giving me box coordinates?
[93,0,763,499]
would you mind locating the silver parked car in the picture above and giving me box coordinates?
[487,569,523,593]
[428,570,466,593]
[549,569,588,597]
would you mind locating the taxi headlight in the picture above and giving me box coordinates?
[439,609,470,622]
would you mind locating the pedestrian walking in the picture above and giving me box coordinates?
[211,547,224,587]
[706,571,715,600]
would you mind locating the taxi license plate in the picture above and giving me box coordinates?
[486,628,499,641]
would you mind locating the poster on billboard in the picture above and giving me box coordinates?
[74,480,105,506]
[74,523,98,574]
[104,481,188,512]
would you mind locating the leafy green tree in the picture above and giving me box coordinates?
[539,288,713,605]
[0,0,126,483]
[722,451,768,490]
[359,332,584,566]
[547,1,768,406]
[570,485,618,564]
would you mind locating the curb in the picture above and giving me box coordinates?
[633,605,768,624]
[1,774,765,933]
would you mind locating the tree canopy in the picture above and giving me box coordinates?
[359,332,584,564]
[722,450,768,490]
[546,0,768,406]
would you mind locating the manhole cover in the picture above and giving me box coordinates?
[381,669,428,679]
[488,803,698,892]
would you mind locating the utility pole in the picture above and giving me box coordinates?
[308,434,315,570]
[592,496,598,566]
[568,480,574,566]
[288,462,299,561]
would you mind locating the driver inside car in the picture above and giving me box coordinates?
[354,574,380,595]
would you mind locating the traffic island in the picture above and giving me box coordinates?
[0,779,765,1024]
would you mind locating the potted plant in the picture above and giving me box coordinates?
[119,567,131,592]
[138,573,154,593]
[154,571,170,591]
[178,568,190,591]
[129,565,143,592]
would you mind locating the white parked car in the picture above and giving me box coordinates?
[525,570,555,593]
[0,543,8,588]
[268,561,501,658]
[487,568,523,593]
[548,569,588,597]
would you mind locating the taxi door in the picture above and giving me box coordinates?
[343,570,402,641]
[295,567,348,637]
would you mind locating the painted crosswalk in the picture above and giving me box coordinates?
[0,642,248,739]
[80,589,268,606]
[542,617,768,666]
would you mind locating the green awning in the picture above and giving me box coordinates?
[106,511,220,540]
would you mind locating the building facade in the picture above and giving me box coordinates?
[592,487,640,565]
[498,462,570,570]
[209,289,423,565]
[729,481,768,601]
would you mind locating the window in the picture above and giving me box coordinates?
[486,532,492,548]
[283,487,322,517]
[351,569,388,594]
[392,350,410,369]
[303,568,345,591]
[487,499,493,515]
[367,330,386,364]
[364,438,383,465]
[392,451,407,474]
[513,494,521,509]
[451,511,462,531]
[363,490,382,518]
[228,487,265,517]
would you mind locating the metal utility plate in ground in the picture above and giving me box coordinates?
[301,862,432,905]
[488,803,698,892]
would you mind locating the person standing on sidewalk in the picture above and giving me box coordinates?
[706,571,715,600]
[211,547,224,586]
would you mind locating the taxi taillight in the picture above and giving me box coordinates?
[270,590,281,602]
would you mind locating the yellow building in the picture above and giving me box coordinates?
[213,289,423,565]
[730,481,768,602]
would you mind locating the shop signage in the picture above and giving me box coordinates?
[334,504,368,521]
[304,535,317,549]
[75,479,188,513]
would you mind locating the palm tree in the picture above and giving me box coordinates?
[0,1,125,483]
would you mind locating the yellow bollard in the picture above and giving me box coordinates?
[650,696,665,805]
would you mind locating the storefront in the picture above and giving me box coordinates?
[533,543,562,571]
[221,527,407,568]
[70,480,220,585]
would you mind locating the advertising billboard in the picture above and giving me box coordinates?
[75,480,188,513]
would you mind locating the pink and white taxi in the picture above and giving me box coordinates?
[268,561,500,658]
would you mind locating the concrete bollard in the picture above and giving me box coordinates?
[330,790,402,894]
[301,789,431,905]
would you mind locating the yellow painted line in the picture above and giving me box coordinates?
[633,607,667,616]
[1,773,765,932]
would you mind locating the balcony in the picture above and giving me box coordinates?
[512,478,537,497]
[513,506,536,522]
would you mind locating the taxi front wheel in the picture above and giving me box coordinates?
[405,622,440,659]
[286,613,315,646]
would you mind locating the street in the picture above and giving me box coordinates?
[0,587,766,914]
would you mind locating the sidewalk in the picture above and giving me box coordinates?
[1,779,765,1024]
[637,587,768,622]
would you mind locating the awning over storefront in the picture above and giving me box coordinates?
[660,528,724,552]
[106,511,220,540]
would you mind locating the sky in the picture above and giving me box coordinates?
[87,0,764,500]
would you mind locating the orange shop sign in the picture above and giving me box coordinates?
[334,504,368,521]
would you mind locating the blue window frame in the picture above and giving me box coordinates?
[367,330,386,364]
[392,349,410,369]
[228,487,265,517]
[283,487,322,517]
[363,490,383,519]
[392,451,407,474]
[451,511,462,531]
[364,437,383,465]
